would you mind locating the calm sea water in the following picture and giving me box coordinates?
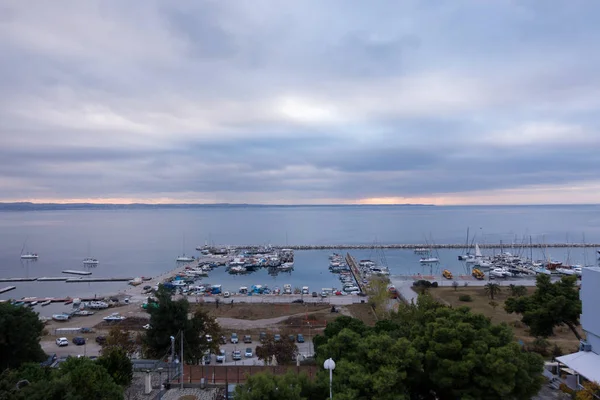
[1,205,599,315]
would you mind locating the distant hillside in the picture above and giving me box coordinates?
[0,202,434,211]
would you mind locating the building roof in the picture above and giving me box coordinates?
[556,351,600,383]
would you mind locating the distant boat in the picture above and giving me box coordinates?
[52,314,70,322]
[176,234,195,262]
[419,257,439,264]
[103,313,126,322]
[29,301,38,307]
[414,248,429,254]
[40,300,51,307]
[20,237,38,259]
[83,258,99,266]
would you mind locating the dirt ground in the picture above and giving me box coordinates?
[192,302,331,320]
[431,287,582,353]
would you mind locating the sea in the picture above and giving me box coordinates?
[1,205,600,316]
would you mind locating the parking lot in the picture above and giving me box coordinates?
[205,336,313,366]
[41,336,103,359]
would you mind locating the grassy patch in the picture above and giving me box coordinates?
[432,287,581,354]
[346,303,378,326]
[191,302,330,320]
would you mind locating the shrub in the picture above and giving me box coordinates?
[431,282,439,288]
[458,294,472,302]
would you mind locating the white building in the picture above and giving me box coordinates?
[555,266,600,388]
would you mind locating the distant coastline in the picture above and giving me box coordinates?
[0,202,435,211]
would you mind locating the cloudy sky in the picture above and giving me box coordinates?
[1,1,599,205]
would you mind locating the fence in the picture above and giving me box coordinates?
[172,365,318,384]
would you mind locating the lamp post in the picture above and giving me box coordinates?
[323,358,335,400]
[169,335,175,382]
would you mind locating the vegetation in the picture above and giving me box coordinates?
[143,286,221,362]
[458,294,472,302]
[97,347,133,387]
[484,282,501,300]
[0,303,46,369]
[312,295,544,400]
[255,333,298,365]
[101,326,141,357]
[367,276,391,318]
[575,381,600,400]
[505,275,582,339]
[0,358,123,399]
[509,284,527,297]
[234,371,322,400]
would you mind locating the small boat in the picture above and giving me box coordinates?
[52,314,70,322]
[29,301,38,307]
[73,310,94,316]
[103,313,126,322]
[419,257,439,264]
[20,253,39,260]
[40,300,52,307]
[83,257,99,266]
[176,256,195,262]
[442,270,453,279]
[414,248,429,254]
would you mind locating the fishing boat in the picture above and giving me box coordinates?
[442,269,453,279]
[40,300,52,306]
[52,314,70,322]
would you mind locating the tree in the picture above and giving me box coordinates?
[97,347,133,386]
[505,274,582,339]
[143,286,221,362]
[484,282,502,300]
[102,326,140,357]
[234,371,322,400]
[0,358,123,400]
[255,333,297,365]
[0,303,46,369]
[367,276,391,318]
[315,295,544,400]
[509,284,527,297]
[576,380,600,400]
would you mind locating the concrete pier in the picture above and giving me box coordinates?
[0,286,16,294]
[65,277,133,283]
[62,270,92,276]
[0,277,36,282]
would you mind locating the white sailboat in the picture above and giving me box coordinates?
[83,241,99,266]
[176,234,195,262]
[20,238,38,260]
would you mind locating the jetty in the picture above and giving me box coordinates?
[37,277,69,281]
[62,270,92,276]
[201,243,600,252]
[0,277,36,282]
[0,286,16,294]
[65,277,133,283]
[345,253,366,294]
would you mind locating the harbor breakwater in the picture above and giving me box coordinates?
[208,243,600,250]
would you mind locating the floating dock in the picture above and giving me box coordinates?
[0,286,16,294]
[62,270,92,276]
[37,277,69,281]
[65,277,133,283]
[0,277,36,282]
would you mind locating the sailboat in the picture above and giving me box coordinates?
[458,228,471,260]
[83,241,99,266]
[176,234,195,262]
[20,238,38,260]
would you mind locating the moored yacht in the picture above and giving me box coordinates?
[419,257,439,264]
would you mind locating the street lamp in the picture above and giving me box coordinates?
[323,358,335,400]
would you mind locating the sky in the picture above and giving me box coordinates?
[1,0,600,205]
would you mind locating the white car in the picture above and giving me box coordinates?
[216,349,226,363]
[143,324,151,330]
[223,291,231,298]
[205,334,213,343]
[230,333,238,344]
[244,348,253,358]
[56,337,68,347]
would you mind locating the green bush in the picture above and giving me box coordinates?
[458,294,472,302]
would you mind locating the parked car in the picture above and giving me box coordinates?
[143,285,152,291]
[274,334,281,342]
[259,332,267,343]
[41,354,57,367]
[288,334,295,342]
[312,292,318,297]
[216,349,226,363]
[205,334,213,343]
[243,335,252,343]
[95,336,106,344]
[245,348,253,358]
[297,334,305,343]
[292,299,304,304]
[143,324,151,330]
[223,291,231,298]
[72,337,86,346]
[219,335,227,344]
[320,291,328,298]
[80,327,93,334]
[232,350,242,361]
[56,337,68,347]
[230,333,239,344]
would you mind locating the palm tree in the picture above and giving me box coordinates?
[484,283,501,300]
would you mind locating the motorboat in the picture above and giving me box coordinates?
[103,313,126,322]
[73,310,94,316]
[229,266,247,274]
[20,253,39,260]
[475,260,492,269]
[414,248,429,254]
[52,314,70,322]
[88,301,109,309]
[419,257,439,264]
[556,267,576,276]
[533,267,551,275]
[29,301,38,307]
[176,255,195,262]
[40,300,52,307]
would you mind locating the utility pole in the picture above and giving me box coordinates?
[180,331,184,390]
